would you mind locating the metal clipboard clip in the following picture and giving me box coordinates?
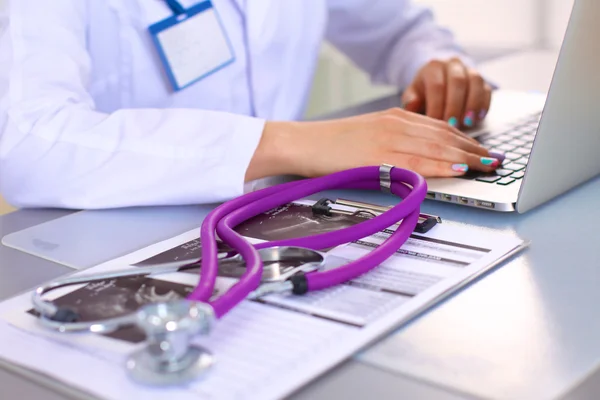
[311,198,441,234]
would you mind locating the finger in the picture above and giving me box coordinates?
[422,61,446,120]
[385,107,480,145]
[384,153,470,178]
[401,83,425,114]
[391,136,501,173]
[443,59,469,127]
[463,69,485,127]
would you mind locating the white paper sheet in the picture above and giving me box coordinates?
[0,202,528,400]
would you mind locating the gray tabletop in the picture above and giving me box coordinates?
[1,50,600,400]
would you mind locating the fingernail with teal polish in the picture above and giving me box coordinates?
[480,157,500,167]
[489,151,505,163]
[464,111,475,127]
[452,163,469,173]
[448,116,458,127]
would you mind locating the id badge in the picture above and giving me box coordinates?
[149,1,235,91]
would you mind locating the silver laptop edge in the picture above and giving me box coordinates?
[426,0,600,213]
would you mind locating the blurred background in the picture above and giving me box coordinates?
[0,0,575,214]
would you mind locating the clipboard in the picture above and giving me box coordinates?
[310,197,441,234]
[0,205,215,270]
[0,194,530,400]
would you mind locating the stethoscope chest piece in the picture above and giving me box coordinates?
[125,300,216,386]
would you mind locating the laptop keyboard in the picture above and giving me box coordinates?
[460,112,541,186]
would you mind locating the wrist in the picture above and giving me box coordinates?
[245,120,311,182]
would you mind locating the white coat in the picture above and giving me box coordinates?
[0,0,471,209]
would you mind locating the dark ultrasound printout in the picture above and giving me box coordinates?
[26,277,219,343]
[133,202,368,271]
[132,238,233,268]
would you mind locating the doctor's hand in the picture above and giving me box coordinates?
[401,58,492,129]
[246,108,503,182]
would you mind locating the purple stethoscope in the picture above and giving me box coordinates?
[31,164,427,386]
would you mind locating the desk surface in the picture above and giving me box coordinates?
[2,49,600,400]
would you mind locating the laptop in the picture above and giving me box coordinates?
[426,0,600,212]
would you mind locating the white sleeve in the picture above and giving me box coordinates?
[325,0,475,90]
[0,0,265,210]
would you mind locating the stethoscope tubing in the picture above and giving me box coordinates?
[31,165,426,333]
[196,166,426,317]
